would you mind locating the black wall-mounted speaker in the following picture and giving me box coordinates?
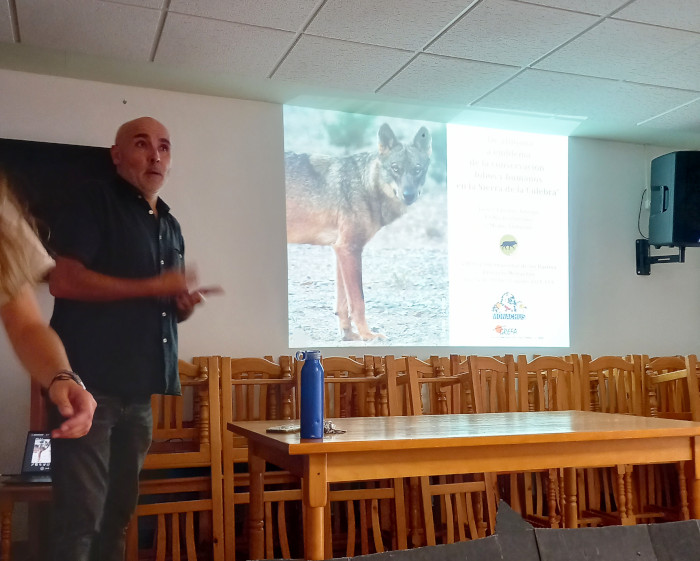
[649,151,700,247]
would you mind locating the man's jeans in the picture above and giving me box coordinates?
[50,392,153,561]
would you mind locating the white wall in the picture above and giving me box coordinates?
[1,68,699,474]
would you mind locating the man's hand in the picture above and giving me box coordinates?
[174,284,224,322]
[48,380,97,438]
[174,290,204,322]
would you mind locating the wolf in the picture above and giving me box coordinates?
[286,123,432,341]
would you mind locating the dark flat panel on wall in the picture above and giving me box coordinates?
[0,137,111,244]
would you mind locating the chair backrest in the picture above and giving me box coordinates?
[580,355,643,415]
[128,476,224,561]
[448,355,477,413]
[644,355,700,421]
[515,355,581,412]
[220,356,295,462]
[297,355,379,418]
[143,356,222,469]
[467,355,517,413]
[383,355,418,416]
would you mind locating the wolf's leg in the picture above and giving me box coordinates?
[335,245,386,341]
[335,256,360,340]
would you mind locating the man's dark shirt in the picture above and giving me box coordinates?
[49,174,183,398]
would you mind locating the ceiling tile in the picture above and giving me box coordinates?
[0,3,12,42]
[274,35,413,92]
[16,0,159,61]
[427,0,598,67]
[637,98,700,133]
[379,53,518,105]
[536,19,699,80]
[614,0,700,33]
[156,12,295,78]
[475,69,699,124]
[169,0,318,32]
[522,0,628,15]
[16,0,160,60]
[627,42,700,91]
[307,0,467,51]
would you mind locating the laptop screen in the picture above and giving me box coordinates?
[23,432,52,473]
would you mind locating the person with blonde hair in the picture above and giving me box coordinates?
[0,172,96,438]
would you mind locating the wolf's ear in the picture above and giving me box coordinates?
[413,127,432,156]
[378,123,397,154]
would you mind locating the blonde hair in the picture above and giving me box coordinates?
[0,172,39,298]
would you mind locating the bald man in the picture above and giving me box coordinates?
[47,117,202,561]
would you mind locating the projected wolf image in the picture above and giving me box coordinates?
[285,108,448,346]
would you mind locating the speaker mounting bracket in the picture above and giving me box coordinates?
[636,238,686,275]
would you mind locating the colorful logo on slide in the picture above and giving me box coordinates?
[492,292,526,320]
[500,235,518,255]
[494,324,518,336]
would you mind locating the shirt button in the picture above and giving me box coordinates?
[162,311,167,317]
[160,260,165,265]
[159,235,162,240]
[148,210,154,215]
[163,338,168,343]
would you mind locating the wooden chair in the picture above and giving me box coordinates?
[219,355,297,561]
[296,355,407,558]
[467,354,518,416]
[384,355,461,416]
[126,356,225,561]
[129,476,219,561]
[511,355,581,528]
[643,354,700,421]
[312,355,380,419]
[575,354,644,527]
[143,358,220,469]
[385,355,497,548]
[635,354,700,522]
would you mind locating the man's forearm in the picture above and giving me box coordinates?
[49,256,187,301]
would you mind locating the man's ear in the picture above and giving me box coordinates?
[110,145,120,165]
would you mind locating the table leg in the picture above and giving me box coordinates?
[1,506,11,561]
[247,444,265,561]
[622,465,635,525]
[0,489,14,561]
[563,467,578,528]
[690,437,700,519]
[547,469,559,528]
[304,455,328,561]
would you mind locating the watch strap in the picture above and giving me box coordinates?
[48,370,86,391]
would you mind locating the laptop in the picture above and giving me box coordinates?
[1,432,52,484]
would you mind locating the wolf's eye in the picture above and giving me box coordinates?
[391,163,401,174]
[414,164,423,175]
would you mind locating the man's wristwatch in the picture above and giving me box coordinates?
[48,370,86,391]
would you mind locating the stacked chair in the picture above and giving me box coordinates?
[573,354,643,527]
[635,354,700,523]
[385,355,497,548]
[125,356,225,561]
[219,355,298,561]
[300,355,408,559]
[510,354,581,528]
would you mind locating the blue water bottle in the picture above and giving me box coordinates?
[297,350,324,439]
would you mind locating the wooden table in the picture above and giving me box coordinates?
[229,411,700,561]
